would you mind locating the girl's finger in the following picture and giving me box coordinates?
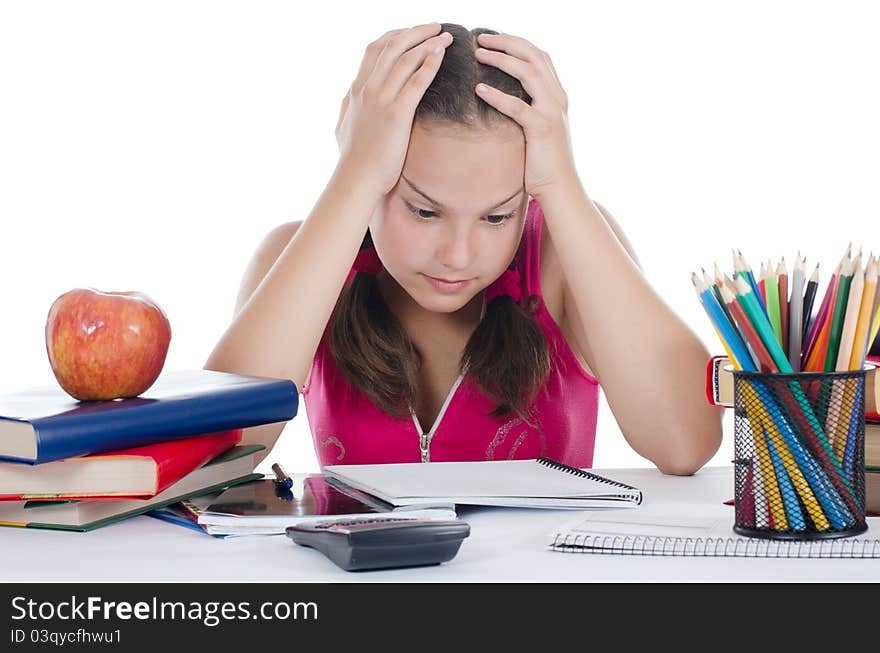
[352,27,409,92]
[474,47,546,100]
[475,32,543,65]
[335,91,350,138]
[478,34,568,109]
[382,31,453,103]
[396,45,448,113]
[365,23,444,95]
[539,50,567,101]
[474,83,535,129]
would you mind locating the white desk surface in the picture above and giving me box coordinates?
[5,465,880,582]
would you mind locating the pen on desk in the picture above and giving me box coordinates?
[272,463,293,489]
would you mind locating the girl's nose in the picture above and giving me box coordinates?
[438,227,477,272]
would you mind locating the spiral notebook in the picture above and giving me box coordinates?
[549,513,880,558]
[322,457,642,509]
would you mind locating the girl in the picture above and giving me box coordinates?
[205,22,723,474]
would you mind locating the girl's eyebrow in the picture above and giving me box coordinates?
[401,175,523,214]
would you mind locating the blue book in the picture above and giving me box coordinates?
[0,369,298,464]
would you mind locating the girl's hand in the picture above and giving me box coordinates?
[335,23,453,197]
[473,33,580,200]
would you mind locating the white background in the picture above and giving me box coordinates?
[1,1,878,475]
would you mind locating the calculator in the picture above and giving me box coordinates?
[285,517,470,572]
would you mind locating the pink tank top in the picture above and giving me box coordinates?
[302,196,600,469]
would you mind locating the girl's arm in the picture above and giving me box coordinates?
[542,180,723,476]
[204,161,383,464]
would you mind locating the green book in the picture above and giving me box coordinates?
[0,445,263,531]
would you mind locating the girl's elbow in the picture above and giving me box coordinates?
[654,409,724,476]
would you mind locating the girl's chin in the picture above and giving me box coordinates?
[415,286,485,315]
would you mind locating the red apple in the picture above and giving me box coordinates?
[45,288,172,401]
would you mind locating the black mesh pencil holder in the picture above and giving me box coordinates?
[733,368,867,540]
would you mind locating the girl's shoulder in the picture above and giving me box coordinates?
[234,220,303,318]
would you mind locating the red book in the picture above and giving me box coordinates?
[0,429,242,500]
[868,355,880,421]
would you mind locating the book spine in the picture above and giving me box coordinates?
[30,382,297,463]
[151,430,243,494]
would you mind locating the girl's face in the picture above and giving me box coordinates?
[370,121,528,317]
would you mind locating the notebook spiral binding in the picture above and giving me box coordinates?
[549,533,880,558]
[537,457,643,504]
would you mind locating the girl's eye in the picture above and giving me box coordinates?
[486,212,515,226]
[409,206,437,219]
[405,202,514,227]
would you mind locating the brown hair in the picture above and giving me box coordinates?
[327,22,551,426]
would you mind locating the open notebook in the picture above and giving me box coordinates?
[323,458,642,509]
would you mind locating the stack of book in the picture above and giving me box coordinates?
[0,369,298,531]
[867,414,880,514]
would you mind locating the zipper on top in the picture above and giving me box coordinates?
[412,370,465,463]
[413,292,487,463]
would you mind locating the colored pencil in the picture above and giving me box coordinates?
[750,378,851,529]
[692,273,752,370]
[765,261,783,349]
[740,462,759,528]
[843,380,864,482]
[735,249,767,318]
[734,277,787,372]
[837,252,864,372]
[825,255,856,372]
[820,255,862,456]
[804,260,842,372]
[778,258,789,356]
[758,261,768,310]
[801,262,819,347]
[692,273,740,369]
[721,284,775,373]
[759,417,807,530]
[857,256,880,367]
[707,266,743,349]
[789,255,805,371]
[825,254,863,455]
[744,383,826,530]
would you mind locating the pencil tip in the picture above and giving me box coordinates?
[734,276,750,294]
[702,268,713,285]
